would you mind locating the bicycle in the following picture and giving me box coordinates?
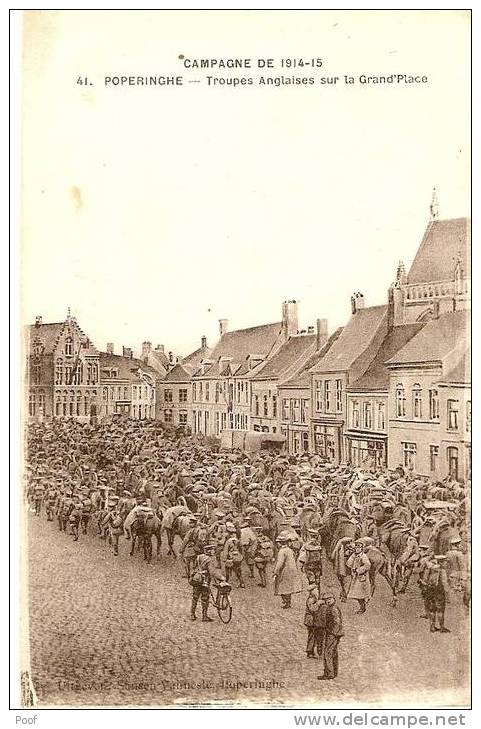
[210,581,233,624]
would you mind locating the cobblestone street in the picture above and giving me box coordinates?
[27,512,470,708]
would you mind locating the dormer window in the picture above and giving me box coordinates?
[65,337,73,356]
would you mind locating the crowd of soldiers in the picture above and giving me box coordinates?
[26,417,471,665]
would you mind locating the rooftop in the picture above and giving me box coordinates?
[407,218,470,285]
[99,352,158,382]
[252,334,317,381]
[309,305,387,374]
[385,310,470,367]
[280,327,344,389]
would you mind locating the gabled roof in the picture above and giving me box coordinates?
[407,218,470,284]
[309,306,388,374]
[26,318,98,356]
[252,334,317,381]
[280,328,344,389]
[440,348,471,384]
[208,322,282,363]
[182,343,211,369]
[164,362,194,383]
[385,311,470,367]
[348,323,426,392]
[99,352,157,382]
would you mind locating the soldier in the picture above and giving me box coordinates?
[424,554,451,633]
[304,583,326,659]
[239,517,258,579]
[58,490,74,532]
[102,495,124,556]
[34,479,46,516]
[252,527,274,588]
[445,536,466,592]
[222,522,245,588]
[298,528,323,588]
[180,517,208,580]
[44,484,58,522]
[417,544,434,619]
[208,512,228,568]
[346,540,371,614]
[318,592,344,680]
[68,497,83,541]
[189,544,226,622]
[273,531,302,608]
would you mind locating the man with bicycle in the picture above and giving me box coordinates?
[189,544,227,622]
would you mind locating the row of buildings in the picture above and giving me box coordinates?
[26,201,471,480]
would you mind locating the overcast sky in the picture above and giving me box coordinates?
[21,10,470,358]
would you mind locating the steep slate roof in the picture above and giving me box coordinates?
[440,348,471,384]
[252,334,317,381]
[348,323,426,392]
[26,323,65,354]
[208,322,282,363]
[99,352,157,381]
[309,306,388,374]
[385,311,470,366]
[407,218,470,284]
[182,343,211,369]
[280,328,344,389]
[164,362,194,383]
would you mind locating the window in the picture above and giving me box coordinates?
[193,383,197,402]
[164,388,173,403]
[28,394,36,416]
[396,384,406,417]
[65,337,73,356]
[282,399,289,420]
[64,364,72,385]
[55,359,63,385]
[123,387,128,400]
[315,380,323,412]
[352,401,360,428]
[164,409,173,423]
[466,401,471,432]
[301,399,308,424]
[447,399,459,430]
[447,446,459,480]
[363,402,372,429]
[179,411,188,425]
[221,412,227,430]
[302,432,309,452]
[133,405,137,418]
[254,395,259,416]
[133,385,137,398]
[236,382,241,403]
[102,387,108,401]
[199,382,203,402]
[430,445,439,472]
[205,383,210,402]
[292,399,301,423]
[412,384,422,419]
[273,395,278,418]
[215,383,219,403]
[72,362,83,385]
[402,441,416,469]
[324,380,331,412]
[429,389,439,420]
[38,390,46,414]
[335,380,343,413]
[55,391,61,416]
[377,402,386,430]
[263,394,268,417]
[179,388,187,403]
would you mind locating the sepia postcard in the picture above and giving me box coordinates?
[17,9,471,712]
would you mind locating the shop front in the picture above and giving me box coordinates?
[312,421,342,463]
[345,431,387,468]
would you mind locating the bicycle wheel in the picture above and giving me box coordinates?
[217,593,232,624]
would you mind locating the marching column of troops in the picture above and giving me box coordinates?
[27,417,471,680]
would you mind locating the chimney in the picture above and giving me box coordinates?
[123,346,133,359]
[388,283,404,328]
[219,319,229,336]
[142,341,152,359]
[282,300,299,339]
[201,335,207,349]
[351,292,365,315]
[168,351,175,364]
[106,342,114,355]
[307,326,315,334]
[155,344,165,353]
[35,316,42,327]
[316,318,328,349]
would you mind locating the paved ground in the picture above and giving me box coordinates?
[27,510,470,708]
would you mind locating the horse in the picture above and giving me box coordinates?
[376,520,417,605]
[161,505,196,556]
[130,511,162,563]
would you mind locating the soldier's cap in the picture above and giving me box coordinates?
[320,591,335,601]
[419,544,431,549]
[214,510,226,518]
[203,544,216,553]
[307,528,319,535]
[307,583,319,592]
[252,526,264,531]
[225,522,237,533]
[450,536,462,544]
[434,554,447,560]
[123,491,132,497]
